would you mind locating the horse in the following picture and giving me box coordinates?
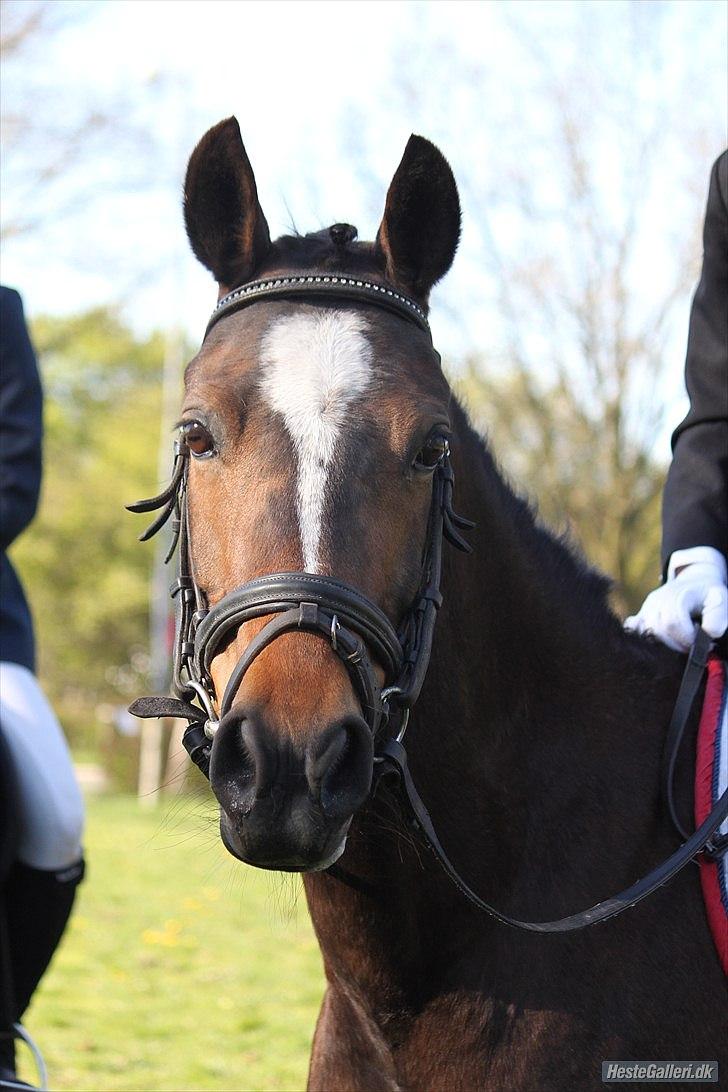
[132,117,726,1090]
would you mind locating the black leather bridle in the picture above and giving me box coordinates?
[128,274,473,774]
[129,272,727,934]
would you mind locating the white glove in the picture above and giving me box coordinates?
[624,546,728,653]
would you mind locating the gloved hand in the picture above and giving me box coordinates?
[624,546,728,653]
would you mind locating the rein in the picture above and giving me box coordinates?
[128,272,727,934]
[367,631,728,933]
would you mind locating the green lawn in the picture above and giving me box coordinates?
[19,794,325,1092]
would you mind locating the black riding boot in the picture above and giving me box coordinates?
[0,858,85,1073]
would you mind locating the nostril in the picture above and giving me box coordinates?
[307,729,348,789]
[209,710,258,817]
[310,717,373,820]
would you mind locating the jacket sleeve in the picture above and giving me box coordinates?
[661,151,728,573]
[0,287,43,552]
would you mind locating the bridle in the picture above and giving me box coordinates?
[128,274,473,775]
[129,271,727,934]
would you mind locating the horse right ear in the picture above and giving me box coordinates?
[183,117,271,290]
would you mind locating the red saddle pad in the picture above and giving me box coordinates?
[695,654,728,976]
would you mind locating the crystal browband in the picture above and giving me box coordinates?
[205,274,431,338]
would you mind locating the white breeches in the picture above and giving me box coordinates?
[0,662,85,870]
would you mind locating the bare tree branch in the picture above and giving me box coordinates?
[344,3,719,611]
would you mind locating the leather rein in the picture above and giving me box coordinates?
[128,272,728,933]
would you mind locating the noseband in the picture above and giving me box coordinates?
[128,275,473,775]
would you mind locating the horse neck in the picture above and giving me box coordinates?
[402,407,680,902]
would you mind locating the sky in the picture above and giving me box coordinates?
[4,0,440,337]
[2,0,727,452]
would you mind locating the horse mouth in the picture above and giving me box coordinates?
[218,808,350,873]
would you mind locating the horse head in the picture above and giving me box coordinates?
[140,117,462,871]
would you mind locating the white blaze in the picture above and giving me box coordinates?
[259,310,373,571]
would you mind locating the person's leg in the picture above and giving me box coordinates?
[0,859,84,1077]
[3,858,85,1017]
[0,663,85,1070]
[0,663,85,873]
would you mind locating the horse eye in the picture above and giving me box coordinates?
[181,421,215,458]
[414,434,449,471]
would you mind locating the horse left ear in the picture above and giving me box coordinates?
[376,135,461,302]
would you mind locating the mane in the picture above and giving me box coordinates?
[454,400,617,623]
[260,228,384,280]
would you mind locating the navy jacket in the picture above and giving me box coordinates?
[662,152,728,571]
[0,287,43,671]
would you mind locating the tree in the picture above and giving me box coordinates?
[457,362,665,614]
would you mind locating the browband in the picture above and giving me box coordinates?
[205,274,431,338]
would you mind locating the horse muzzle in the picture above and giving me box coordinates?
[209,705,373,870]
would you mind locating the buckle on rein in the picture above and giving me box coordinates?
[703,832,728,862]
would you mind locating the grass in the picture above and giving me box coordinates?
[18,794,325,1092]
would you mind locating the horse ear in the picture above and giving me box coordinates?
[183,117,271,289]
[376,135,461,302]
